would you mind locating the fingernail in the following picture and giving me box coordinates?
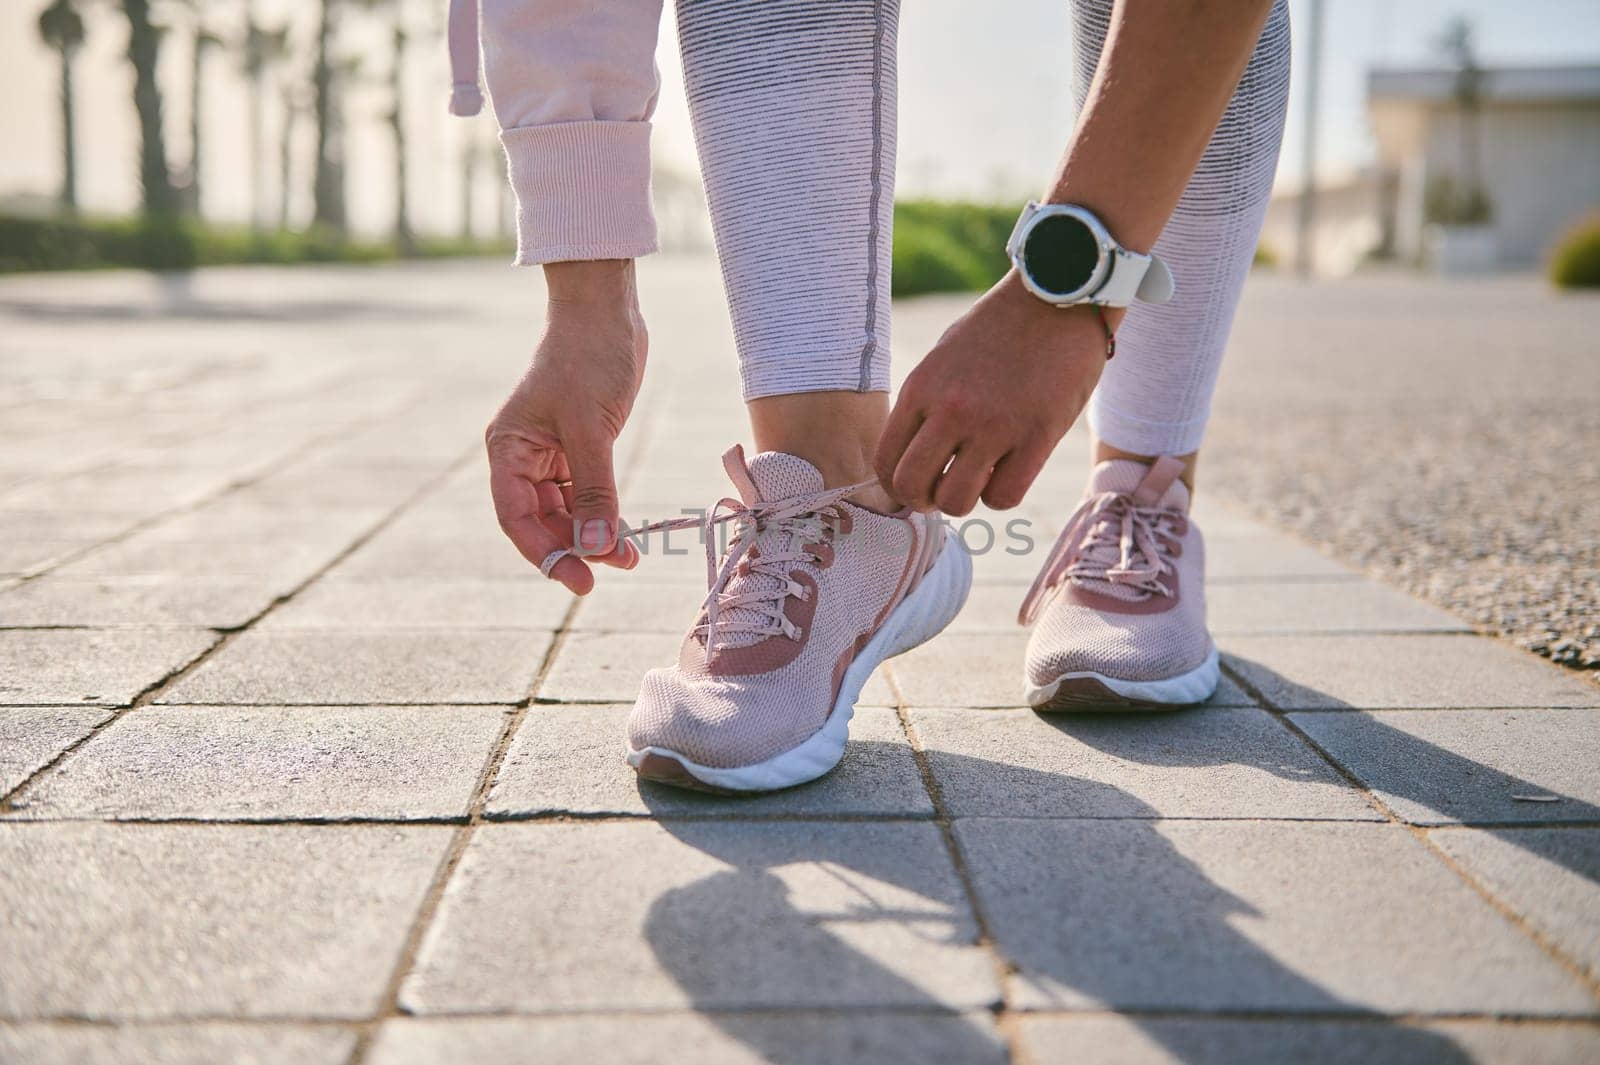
[580,519,611,553]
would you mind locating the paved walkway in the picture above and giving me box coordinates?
[1,260,1597,1064]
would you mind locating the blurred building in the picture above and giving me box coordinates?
[1368,63,1600,268]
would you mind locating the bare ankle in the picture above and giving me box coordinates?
[747,391,899,511]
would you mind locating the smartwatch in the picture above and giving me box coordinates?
[1005,201,1175,308]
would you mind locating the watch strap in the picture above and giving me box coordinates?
[1094,248,1175,306]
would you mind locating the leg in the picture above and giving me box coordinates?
[1072,0,1292,487]
[1021,1,1291,709]
[676,0,899,509]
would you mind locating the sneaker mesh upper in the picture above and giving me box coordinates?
[629,451,924,769]
[1025,460,1213,685]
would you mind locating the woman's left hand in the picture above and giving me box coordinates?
[875,272,1112,516]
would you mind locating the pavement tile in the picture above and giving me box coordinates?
[0,1023,357,1065]
[1014,1016,1600,1065]
[0,576,275,629]
[58,536,342,583]
[402,821,998,1013]
[1223,634,1600,709]
[954,819,1595,1015]
[140,502,384,547]
[486,705,932,818]
[0,538,102,576]
[570,581,709,633]
[8,705,507,821]
[0,823,452,1019]
[368,1013,1008,1065]
[235,462,445,509]
[0,707,112,795]
[0,509,141,545]
[0,468,230,513]
[943,582,1033,632]
[333,524,533,579]
[1430,827,1600,979]
[261,578,567,631]
[539,632,897,706]
[1201,532,1359,582]
[890,632,1255,709]
[158,629,550,704]
[908,707,1375,820]
[0,629,216,706]
[1209,579,1469,635]
[1291,709,1600,824]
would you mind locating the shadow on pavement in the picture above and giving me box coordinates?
[638,730,1481,1065]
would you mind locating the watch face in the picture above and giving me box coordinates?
[1022,212,1102,297]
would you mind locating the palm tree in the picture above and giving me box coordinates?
[1433,17,1490,224]
[120,0,178,217]
[349,0,421,251]
[37,0,85,215]
[279,81,305,231]
[184,10,223,218]
[240,9,289,231]
[310,0,346,231]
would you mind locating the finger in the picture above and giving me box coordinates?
[874,395,924,490]
[982,443,1051,511]
[933,443,1001,518]
[534,477,637,574]
[547,553,597,596]
[490,463,596,593]
[891,420,959,512]
[561,427,621,557]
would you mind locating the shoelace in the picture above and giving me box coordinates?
[1018,490,1183,626]
[547,479,876,660]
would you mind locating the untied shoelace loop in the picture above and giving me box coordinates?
[1017,490,1180,626]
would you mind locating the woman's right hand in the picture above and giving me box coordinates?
[486,260,647,594]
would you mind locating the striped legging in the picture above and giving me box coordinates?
[678,0,1291,456]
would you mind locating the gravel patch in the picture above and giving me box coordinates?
[1205,272,1599,676]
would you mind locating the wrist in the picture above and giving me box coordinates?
[999,268,1126,332]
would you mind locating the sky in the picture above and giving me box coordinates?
[3,0,1597,236]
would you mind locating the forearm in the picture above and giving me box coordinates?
[480,0,664,265]
[1045,0,1278,255]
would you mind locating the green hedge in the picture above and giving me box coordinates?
[1549,213,1600,289]
[0,213,514,274]
[891,200,1020,297]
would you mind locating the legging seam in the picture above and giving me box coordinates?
[856,1,886,392]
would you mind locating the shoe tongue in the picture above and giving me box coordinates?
[1086,458,1189,512]
[744,450,826,504]
[701,448,826,652]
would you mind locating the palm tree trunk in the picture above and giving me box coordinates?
[311,0,345,231]
[279,89,296,230]
[460,138,475,242]
[248,70,265,230]
[188,30,205,217]
[58,46,78,213]
[390,24,414,253]
[122,0,177,217]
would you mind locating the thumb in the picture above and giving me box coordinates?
[563,429,620,556]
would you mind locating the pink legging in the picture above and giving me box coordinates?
[678,0,1291,454]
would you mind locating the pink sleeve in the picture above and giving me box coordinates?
[479,0,664,265]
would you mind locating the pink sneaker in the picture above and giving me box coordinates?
[1019,456,1219,710]
[627,446,971,792]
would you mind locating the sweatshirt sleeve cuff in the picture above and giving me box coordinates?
[500,120,658,266]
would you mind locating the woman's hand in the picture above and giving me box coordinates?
[486,260,646,594]
[875,272,1112,516]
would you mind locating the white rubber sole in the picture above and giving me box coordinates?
[1026,645,1220,711]
[627,531,973,793]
